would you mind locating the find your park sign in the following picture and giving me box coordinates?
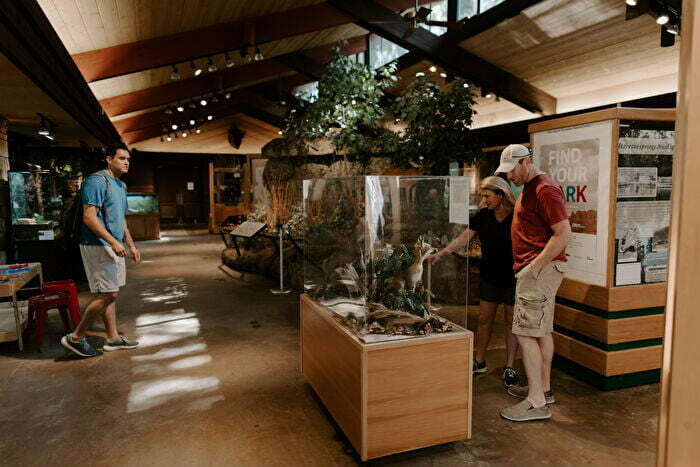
[533,120,613,287]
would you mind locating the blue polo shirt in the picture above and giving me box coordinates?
[80,171,128,246]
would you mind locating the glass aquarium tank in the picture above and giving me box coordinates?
[303,176,470,343]
[9,171,62,226]
[127,193,159,214]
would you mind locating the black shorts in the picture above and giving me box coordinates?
[479,279,516,306]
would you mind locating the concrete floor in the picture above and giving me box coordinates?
[0,232,660,466]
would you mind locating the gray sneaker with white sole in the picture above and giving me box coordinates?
[103,334,139,351]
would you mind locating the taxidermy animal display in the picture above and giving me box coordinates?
[331,236,452,338]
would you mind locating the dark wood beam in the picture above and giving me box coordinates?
[0,1,122,145]
[101,36,369,119]
[329,0,556,115]
[395,0,546,72]
[72,1,429,83]
[100,61,292,117]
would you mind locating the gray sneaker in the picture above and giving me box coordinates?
[500,399,551,422]
[103,334,139,351]
[507,385,555,405]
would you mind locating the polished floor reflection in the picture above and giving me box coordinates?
[0,232,659,466]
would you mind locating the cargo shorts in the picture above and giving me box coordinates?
[512,261,567,338]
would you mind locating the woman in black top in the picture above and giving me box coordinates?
[428,176,519,388]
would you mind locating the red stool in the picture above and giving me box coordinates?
[28,291,72,351]
[42,280,81,327]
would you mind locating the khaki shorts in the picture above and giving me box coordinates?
[512,261,567,338]
[80,244,126,293]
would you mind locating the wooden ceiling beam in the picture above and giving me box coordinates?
[395,0,546,72]
[328,0,556,115]
[101,35,369,119]
[72,1,427,83]
[100,60,292,117]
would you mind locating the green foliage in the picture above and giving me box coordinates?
[285,41,398,160]
[391,76,481,173]
[283,41,480,174]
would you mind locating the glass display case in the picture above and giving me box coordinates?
[127,193,159,214]
[303,176,470,343]
[9,171,62,226]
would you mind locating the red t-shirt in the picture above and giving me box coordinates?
[511,174,569,272]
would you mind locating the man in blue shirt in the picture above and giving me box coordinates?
[61,146,141,357]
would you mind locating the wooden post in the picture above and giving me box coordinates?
[657,1,700,464]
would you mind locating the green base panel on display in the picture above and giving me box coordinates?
[553,355,661,391]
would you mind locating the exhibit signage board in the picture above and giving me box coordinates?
[614,123,674,286]
[533,120,612,287]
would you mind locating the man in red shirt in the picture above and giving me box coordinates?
[495,144,572,422]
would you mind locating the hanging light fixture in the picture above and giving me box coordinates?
[207,56,218,73]
[254,45,264,61]
[191,60,203,76]
[170,64,181,80]
[241,47,252,63]
[225,52,235,68]
[176,103,185,112]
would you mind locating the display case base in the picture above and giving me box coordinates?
[300,294,473,461]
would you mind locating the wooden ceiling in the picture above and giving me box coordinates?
[34,0,680,152]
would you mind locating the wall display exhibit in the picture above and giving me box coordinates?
[303,176,469,342]
[250,157,269,208]
[533,120,612,286]
[614,124,674,286]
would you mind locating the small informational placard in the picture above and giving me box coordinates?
[187,182,194,191]
[616,262,642,286]
[38,230,54,241]
[231,221,266,238]
[448,177,470,225]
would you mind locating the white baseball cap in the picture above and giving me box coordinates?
[495,144,531,174]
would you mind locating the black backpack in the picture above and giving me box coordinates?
[63,172,110,244]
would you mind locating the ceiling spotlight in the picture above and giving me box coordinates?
[207,57,218,73]
[241,47,252,63]
[625,0,637,5]
[164,107,173,115]
[182,130,188,138]
[657,13,670,25]
[176,103,185,112]
[225,52,235,68]
[254,46,264,61]
[224,92,232,99]
[667,24,679,35]
[207,114,213,121]
[481,88,493,99]
[200,98,208,106]
[166,134,172,142]
[37,113,56,140]
[440,72,447,78]
[463,83,470,88]
[189,119,196,125]
[415,71,425,77]
[485,92,494,99]
[171,124,178,130]
[191,60,203,76]
[170,65,181,81]
[277,130,283,135]
[429,65,437,73]
[280,100,286,106]
[195,128,202,134]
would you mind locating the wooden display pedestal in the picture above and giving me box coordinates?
[300,295,472,461]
